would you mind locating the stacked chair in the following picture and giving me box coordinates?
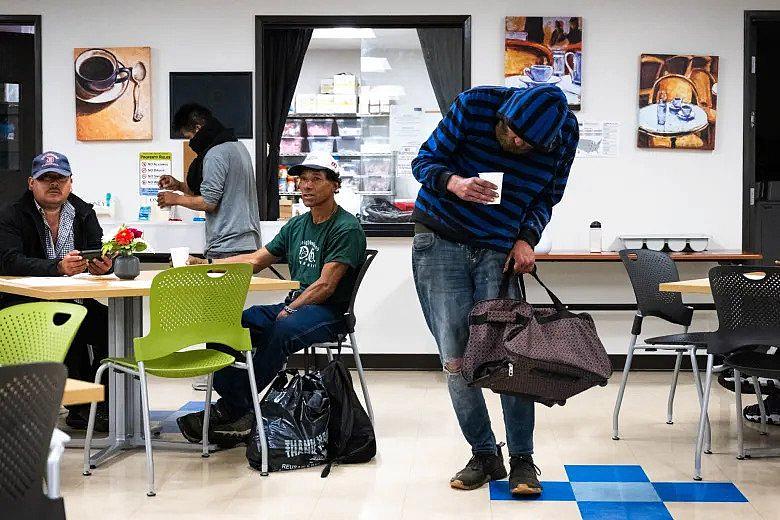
[83,264,270,496]
[310,249,378,425]
[0,302,87,519]
[612,249,713,445]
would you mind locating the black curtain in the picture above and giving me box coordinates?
[261,27,313,220]
[417,28,464,115]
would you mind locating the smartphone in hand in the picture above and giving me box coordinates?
[80,249,105,262]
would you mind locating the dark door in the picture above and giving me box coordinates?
[0,19,41,209]
[745,12,780,262]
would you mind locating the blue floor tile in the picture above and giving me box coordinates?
[578,501,673,520]
[566,465,650,483]
[572,482,661,503]
[149,410,174,421]
[653,482,748,503]
[489,480,574,501]
[179,401,209,411]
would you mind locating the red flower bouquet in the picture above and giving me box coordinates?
[102,225,147,256]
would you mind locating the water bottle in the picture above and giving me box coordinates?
[589,221,602,253]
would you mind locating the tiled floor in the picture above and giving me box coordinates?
[57,371,780,519]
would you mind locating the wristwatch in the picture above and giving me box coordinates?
[283,305,297,314]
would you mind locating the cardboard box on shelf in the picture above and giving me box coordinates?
[316,94,335,113]
[333,73,357,95]
[279,198,293,220]
[333,94,357,114]
[320,79,334,94]
[295,94,318,114]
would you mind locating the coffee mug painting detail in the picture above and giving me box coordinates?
[637,53,718,150]
[74,46,151,141]
[505,16,582,110]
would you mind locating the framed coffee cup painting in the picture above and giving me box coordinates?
[74,46,151,141]
[505,16,582,110]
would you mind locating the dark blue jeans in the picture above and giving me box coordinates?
[412,232,535,456]
[212,302,344,417]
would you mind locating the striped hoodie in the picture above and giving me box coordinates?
[412,85,578,253]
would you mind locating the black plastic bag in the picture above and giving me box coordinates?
[246,369,329,472]
[318,360,376,477]
[362,198,412,223]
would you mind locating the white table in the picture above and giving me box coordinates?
[0,270,298,466]
[638,103,708,148]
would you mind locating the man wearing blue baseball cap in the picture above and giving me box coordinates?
[0,151,113,431]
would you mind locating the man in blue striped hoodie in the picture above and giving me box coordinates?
[412,85,578,496]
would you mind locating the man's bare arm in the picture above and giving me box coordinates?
[287,262,349,309]
[212,247,280,274]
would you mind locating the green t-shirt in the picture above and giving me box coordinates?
[265,207,367,310]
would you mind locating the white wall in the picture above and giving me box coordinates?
[4,0,775,355]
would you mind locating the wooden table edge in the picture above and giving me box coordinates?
[63,378,105,405]
[0,272,299,300]
[659,280,712,294]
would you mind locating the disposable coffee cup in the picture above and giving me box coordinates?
[170,247,190,268]
[478,172,503,205]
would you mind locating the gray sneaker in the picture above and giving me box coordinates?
[450,444,508,490]
[210,411,256,449]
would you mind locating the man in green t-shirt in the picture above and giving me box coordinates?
[177,152,367,447]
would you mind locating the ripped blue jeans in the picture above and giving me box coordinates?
[412,232,535,456]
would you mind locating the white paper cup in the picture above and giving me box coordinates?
[170,247,190,268]
[478,172,503,205]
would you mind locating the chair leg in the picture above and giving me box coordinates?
[83,363,110,476]
[752,377,769,436]
[690,349,712,454]
[612,334,637,440]
[694,354,714,481]
[667,350,684,425]
[326,345,334,362]
[138,362,156,496]
[202,373,214,457]
[349,333,374,427]
[244,351,269,476]
[735,369,745,460]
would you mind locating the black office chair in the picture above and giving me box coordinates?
[0,362,67,520]
[613,249,713,441]
[694,265,780,479]
[310,249,377,425]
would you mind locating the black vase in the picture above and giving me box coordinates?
[114,254,140,280]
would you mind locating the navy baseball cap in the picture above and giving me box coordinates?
[31,151,72,179]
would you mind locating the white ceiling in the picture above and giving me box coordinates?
[308,28,422,51]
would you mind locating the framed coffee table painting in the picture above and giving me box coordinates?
[637,53,718,150]
[74,46,151,141]
[505,16,582,110]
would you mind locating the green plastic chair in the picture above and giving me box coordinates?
[0,302,87,365]
[82,264,270,497]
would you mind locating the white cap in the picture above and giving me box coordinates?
[288,152,340,177]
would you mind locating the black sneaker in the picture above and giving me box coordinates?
[719,370,779,395]
[66,404,109,433]
[209,411,256,449]
[450,444,508,490]
[509,454,543,496]
[743,395,780,425]
[176,402,235,444]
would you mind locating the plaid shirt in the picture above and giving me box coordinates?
[35,200,76,260]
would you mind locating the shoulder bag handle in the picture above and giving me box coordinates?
[499,261,567,312]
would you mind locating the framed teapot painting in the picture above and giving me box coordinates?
[504,16,582,110]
